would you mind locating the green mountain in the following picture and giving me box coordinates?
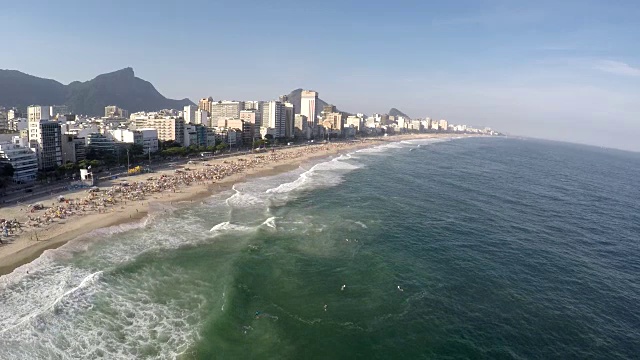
[0,67,194,116]
[389,108,411,119]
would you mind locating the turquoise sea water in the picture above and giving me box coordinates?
[0,137,639,359]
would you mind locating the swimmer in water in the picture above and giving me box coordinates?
[397,285,404,292]
[341,284,346,291]
[324,304,328,311]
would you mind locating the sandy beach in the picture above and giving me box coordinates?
[0,134,467,275]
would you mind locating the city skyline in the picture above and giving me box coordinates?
[2,0,639,151]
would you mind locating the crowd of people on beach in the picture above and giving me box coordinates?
[1,142,359,244]
[0,219,21,244]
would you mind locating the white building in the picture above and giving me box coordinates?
[145,117,185,145]
[7,109,20,121]
[138,129,159,153]
[300,90,318,127]
[184,124,198,147]
[195,109,208,126]
[27,105,50,122]
[365,117,377,128]
[28,119,62,171]
[346,116,364,132]
[210,101,244,124]
[397,117,408,130]
[262,101,286,138]
[0,141,39,183]
[108,128,159,154]
[244,101,264,127]
[183,105,197,124]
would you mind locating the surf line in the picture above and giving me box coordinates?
[0,271,103,334]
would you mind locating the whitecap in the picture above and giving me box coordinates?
[210,221,254,233]
[261,216,278,229]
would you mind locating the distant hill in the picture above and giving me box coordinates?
[0,67,194,116]
[0,70,66,108]
[389,108,411,119]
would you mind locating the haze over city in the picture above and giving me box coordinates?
[3,0,639,151]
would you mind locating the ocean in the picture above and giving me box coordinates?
[0,137,639,359]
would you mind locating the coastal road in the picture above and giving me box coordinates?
[0,141,330,208]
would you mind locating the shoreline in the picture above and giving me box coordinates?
[0,134,475,276]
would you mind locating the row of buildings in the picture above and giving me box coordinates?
[0,92,497,184]
[0,104,162,183]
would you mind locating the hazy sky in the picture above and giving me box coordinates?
[2,0,639,151]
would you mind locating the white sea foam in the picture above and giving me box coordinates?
[0,268,206,359]
[266,155,360,195]
[210,221,254,233]
[226,185,265,208]
[354,221,368,229]
[0,139,394,358]
[0,270,102,335]
[0,196,243,358]
[261,216,278,229]
[0,211,221,359]
[355,145,390,154]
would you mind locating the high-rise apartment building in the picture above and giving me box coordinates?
[85,133,116,156]
[438,119,449,131]
[323,104,336,114]
[183,105,197,124]
[210,101,244,124]
[195,109,209,126]
[240,110,258,140]
[284,102,295,138]
[346,116,364,132]
[0,141,38,182]
[199,97,214,114]
[60,134,86,164]
[28,119,62,170]
[239,110,257,124]
[0,110,7,132]
[294,114,308,131]
[27,105,50,122]
[322,112,346,132]
[7,109,21,121]
[244,101,264,127]
[262,101,286,138]
[145,117,185,145]
[294,114,309,139]
[300,90,318,127]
